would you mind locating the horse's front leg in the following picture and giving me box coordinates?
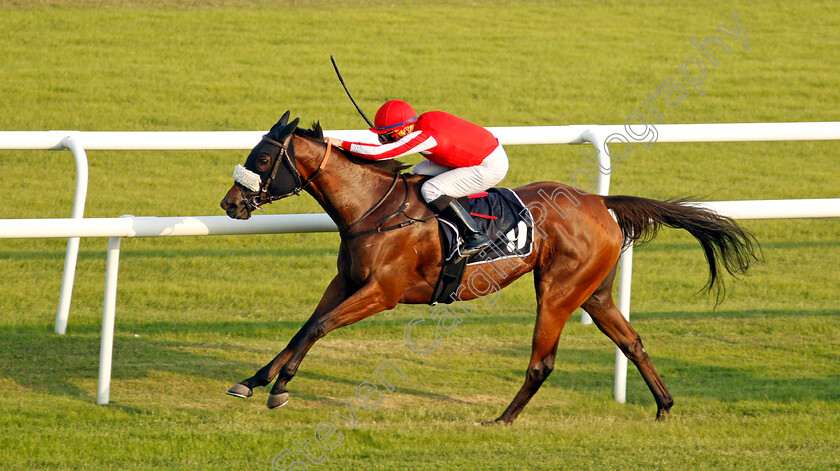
[230,276,399,409]
[226,273,351,399]
[265,279,399,408]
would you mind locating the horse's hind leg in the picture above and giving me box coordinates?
[581,268,674,420]
[489,271,582,425]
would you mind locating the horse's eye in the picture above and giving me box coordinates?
[256,154,271,171]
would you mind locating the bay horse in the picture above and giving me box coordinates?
[219,112,759,424]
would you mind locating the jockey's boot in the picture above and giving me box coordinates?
[431,196,491,256]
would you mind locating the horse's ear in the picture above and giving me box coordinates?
[287,117,299,132]
[278,110,290,128]
[268,111,292,137]
[281,117,300,146]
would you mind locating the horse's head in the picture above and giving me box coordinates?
[220,111,301,219]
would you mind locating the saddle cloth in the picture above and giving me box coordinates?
[438,188,534,264]
[430,188,534,305]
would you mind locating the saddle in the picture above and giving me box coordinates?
[430,188,534,305]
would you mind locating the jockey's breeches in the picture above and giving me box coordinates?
[412,145,509,203]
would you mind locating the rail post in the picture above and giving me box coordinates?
[55,134,89,334]
[97,235,122,405]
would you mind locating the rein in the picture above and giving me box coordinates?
[340,173,436,240]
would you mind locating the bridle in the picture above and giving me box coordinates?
[240,133,433,238]
[244,134,333,212]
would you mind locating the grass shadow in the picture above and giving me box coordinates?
[0,324,260,406]
[634,307,840,322]
[541,347,840,406]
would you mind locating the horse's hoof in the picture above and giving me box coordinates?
[226,383,253,399]
[476,418,507,426]
[267,391,290,409]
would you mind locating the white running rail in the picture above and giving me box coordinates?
[2,122,839,404]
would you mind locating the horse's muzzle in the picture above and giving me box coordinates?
[220,185,252,220]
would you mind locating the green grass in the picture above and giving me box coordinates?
[1,1,839,470]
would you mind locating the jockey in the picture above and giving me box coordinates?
[328,100,509,256]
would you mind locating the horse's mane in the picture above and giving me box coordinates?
[295,122,412,174]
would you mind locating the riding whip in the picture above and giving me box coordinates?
[330,55,374,128]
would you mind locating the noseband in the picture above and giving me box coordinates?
[242,135,333,212]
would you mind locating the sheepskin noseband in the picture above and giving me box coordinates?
[233,164,262,192]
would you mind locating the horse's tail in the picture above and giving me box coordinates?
[603,195,762,304]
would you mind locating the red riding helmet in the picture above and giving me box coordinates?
[370,100,418,135]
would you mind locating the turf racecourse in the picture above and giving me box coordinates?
[1,1,838,469]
